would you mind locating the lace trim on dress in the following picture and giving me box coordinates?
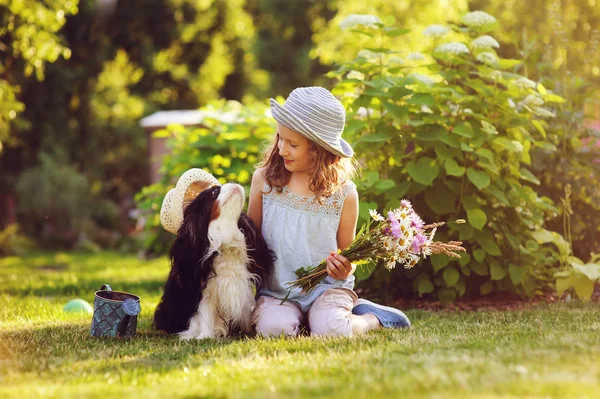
[262,181,355,217]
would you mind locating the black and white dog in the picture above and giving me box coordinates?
[154,183,274,339]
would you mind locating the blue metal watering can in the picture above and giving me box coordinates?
[90,284,141,339]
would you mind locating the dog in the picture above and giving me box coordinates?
[154,182,274,339]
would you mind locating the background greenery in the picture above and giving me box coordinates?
[1,0,599,301]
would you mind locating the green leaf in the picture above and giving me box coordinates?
[431,254,451,272]
[498,59,522,69]
[480,282,493,295]
[474,148,495,161]
[571,273,595,301]
[492,137,523,153]
[556,276,571,296]
[374,179,396,190]
[358,201,378,222]
[407,157,439,186]
[485,183,510,205]
[383,27,410,37]
[407,93,435,107]
[572,263,600,281]
[490,262,508,280]
[519,168,540,185]
[424,186,456,214]
[443,267,460,287]
[452,122,475,138]
[531,120,546,139]
[440,134,462,149]
[459,252,471,267]
[542,93,566,103]
[477,233,502,256]
[467,208,487,230]
[438,287,457,303]
[531,229,569,258]
[382,102,408,120]
[467,168,491,190]
[416,125,447,141]
[470,261,489,276]
[358,132,392,143]
[418,279,435,295]
[445,158,465,176]
[354,262,376,281]
[473,249,486,263]
[509,264,526,285]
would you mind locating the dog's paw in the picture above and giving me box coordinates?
[196,331,216,339]
[178,330,198,341]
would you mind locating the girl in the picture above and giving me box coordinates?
[247,86,410,337]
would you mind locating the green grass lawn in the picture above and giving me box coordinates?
[1,252,599,398]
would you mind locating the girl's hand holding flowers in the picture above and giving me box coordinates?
[290,199,466,293]
[326,252,356,280]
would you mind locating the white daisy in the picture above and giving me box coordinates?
[369,209,385,221]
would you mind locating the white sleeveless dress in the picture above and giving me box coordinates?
[260,181,356,313]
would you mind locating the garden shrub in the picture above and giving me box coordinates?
[135,100,275,255]
[328,12,565,300]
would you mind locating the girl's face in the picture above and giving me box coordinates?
[277,123,313,174]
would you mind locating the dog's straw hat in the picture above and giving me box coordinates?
[160,168,220,234]
[270,86,354,158]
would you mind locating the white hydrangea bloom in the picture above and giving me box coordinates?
[407,52,425,61]
[435,42,470,55]
[409,73,435,85]
[357,49,379,61]
[515,77,536,89]
[339,14,382,30]
[472,35,500,48]
[476,52,498,65]
[534,107,556,118]
[522,94,544,106]
[347,70,365,80]
[490,70,502,79]
[461,11,497,27]
[388,56,404,65]
[423,24,450,37]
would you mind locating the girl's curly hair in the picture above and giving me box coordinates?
[258,133,358,203]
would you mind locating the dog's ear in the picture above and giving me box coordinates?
[238,214,275,281]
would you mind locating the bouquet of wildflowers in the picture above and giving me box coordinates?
[289,199,466,294]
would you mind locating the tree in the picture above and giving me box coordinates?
[0,0,78,152]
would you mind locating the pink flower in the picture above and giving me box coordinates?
[411,233,428,253]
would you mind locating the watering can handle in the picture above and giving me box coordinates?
[100,284,112,291]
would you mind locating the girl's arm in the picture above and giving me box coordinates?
[326,186,359,280]
[247,168,265,232]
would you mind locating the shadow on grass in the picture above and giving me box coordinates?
[2,279,166,298]
[1,323,240,376]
